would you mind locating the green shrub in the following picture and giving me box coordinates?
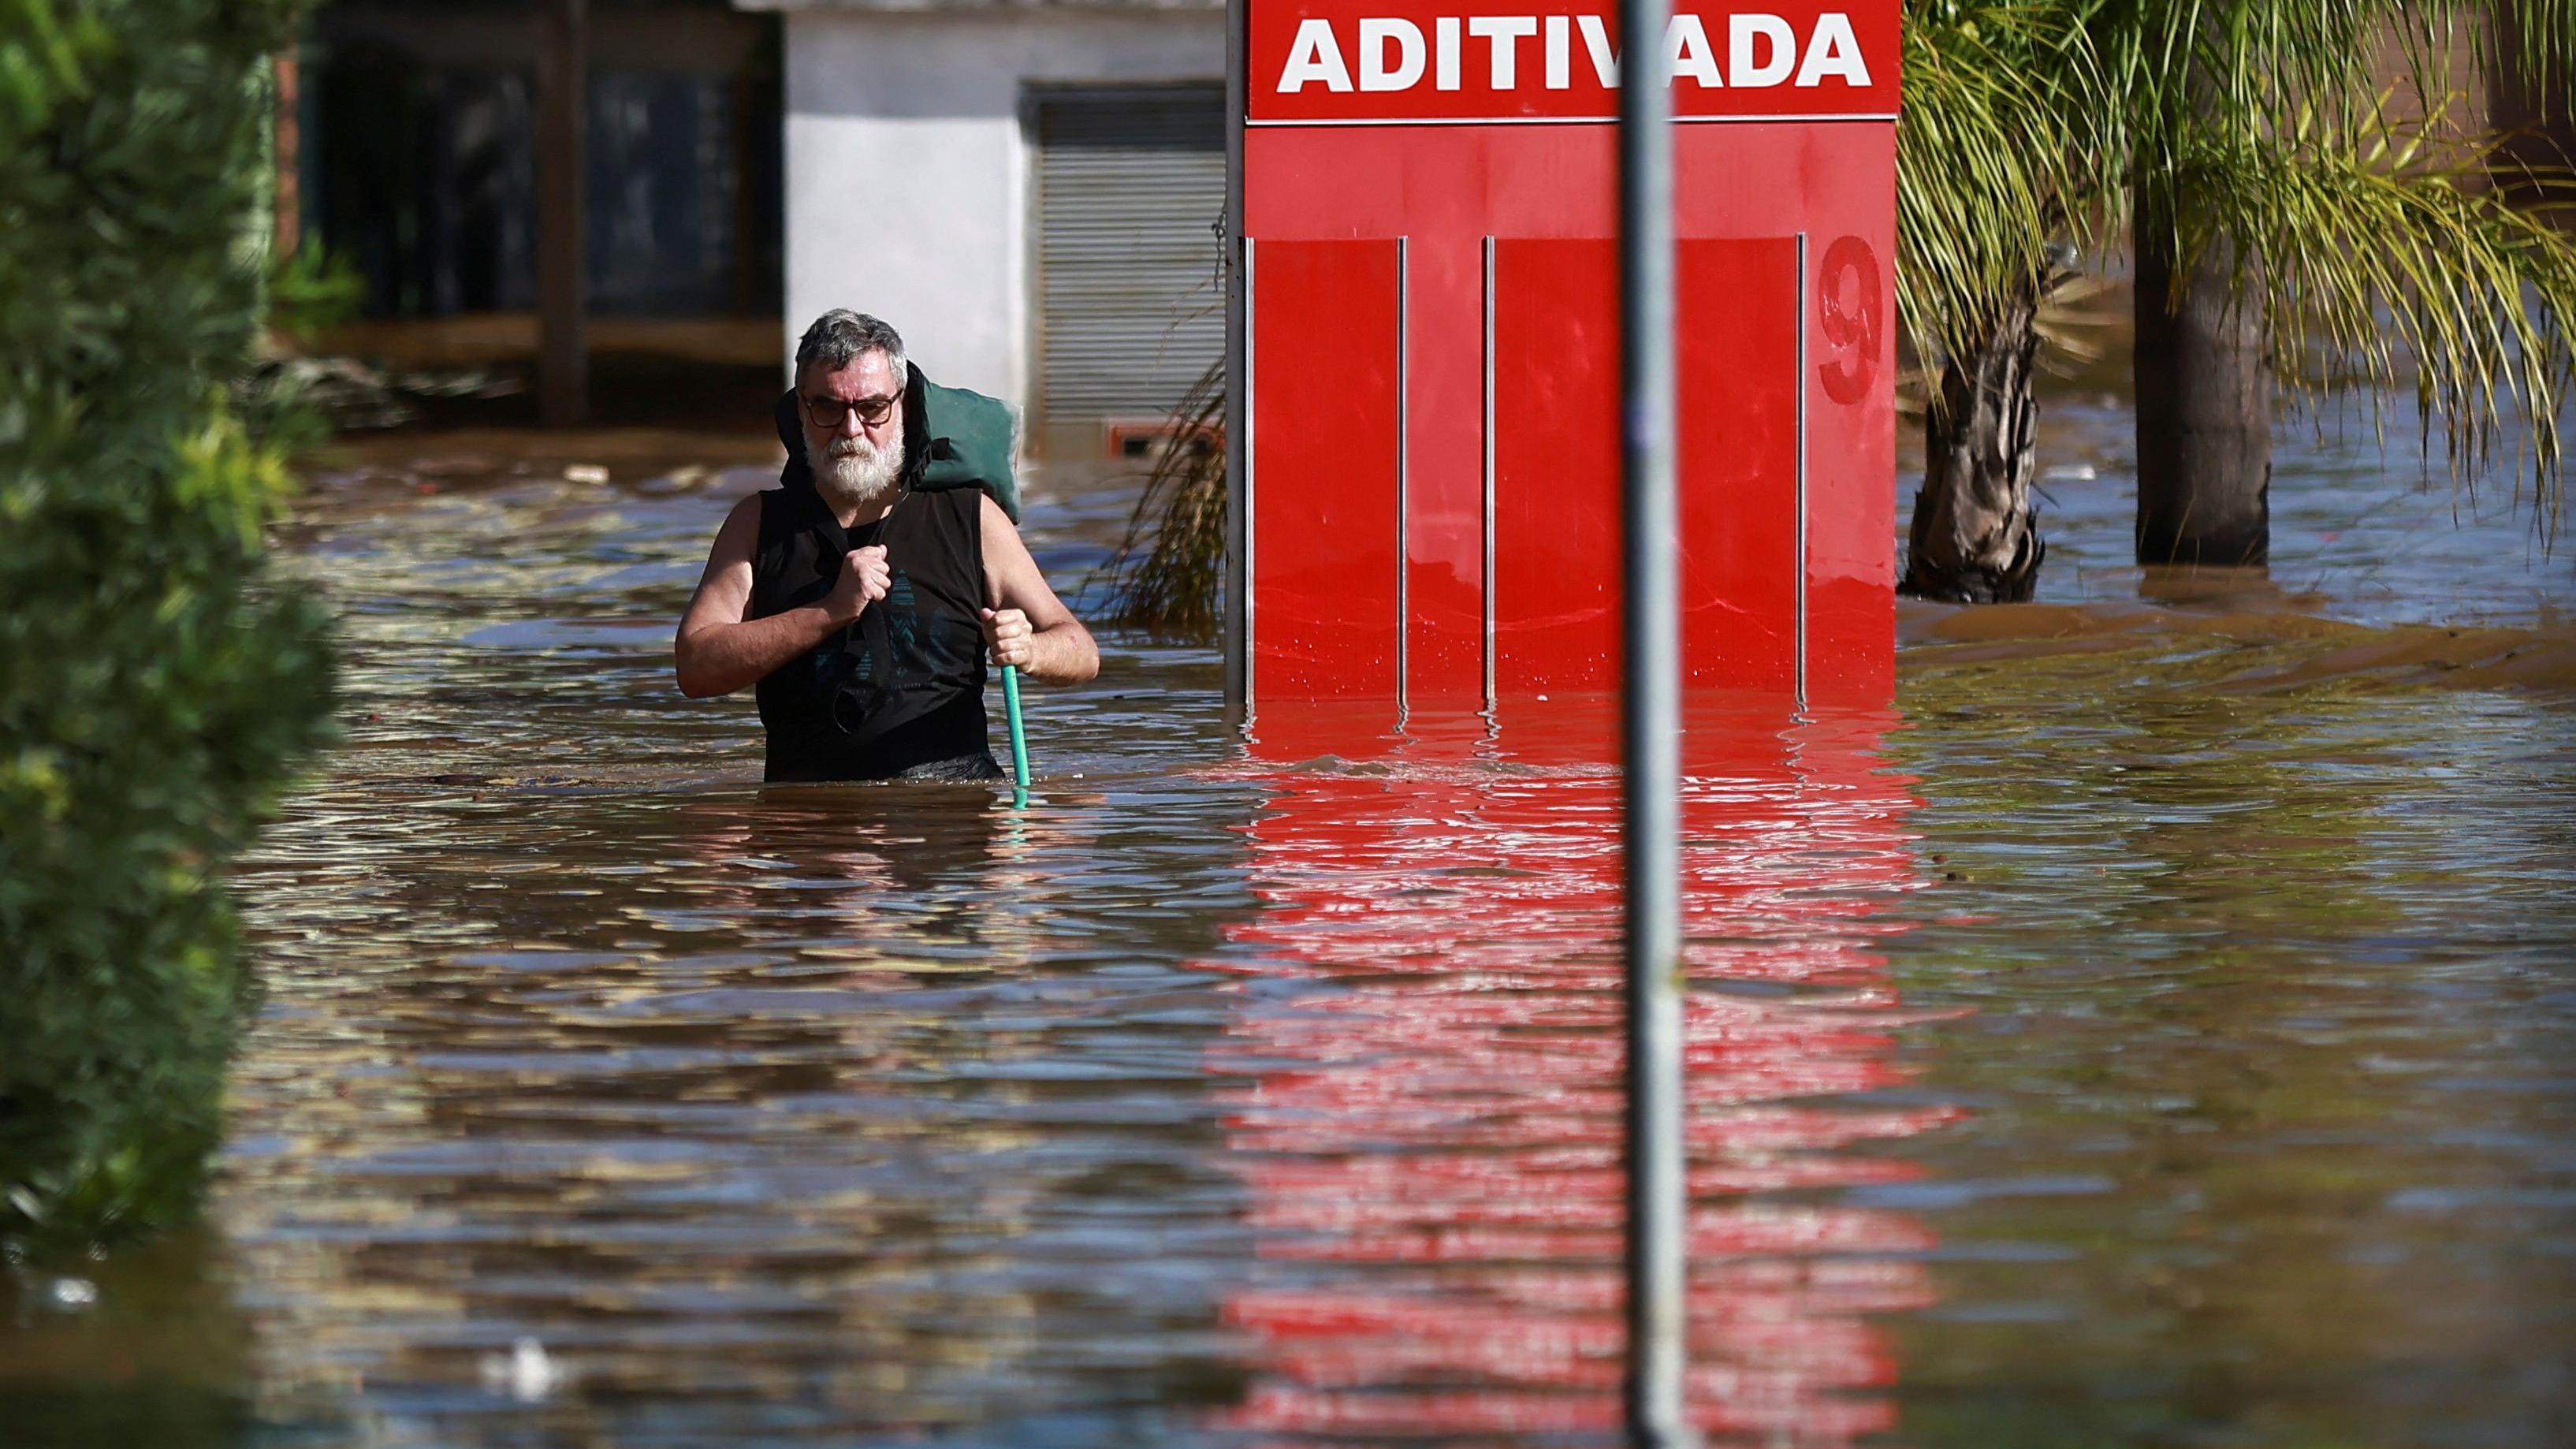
[266,242,365,343]
[1,0,333,1255]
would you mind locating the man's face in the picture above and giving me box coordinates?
[798,351,905,511]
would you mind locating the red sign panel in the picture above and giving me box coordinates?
[1250,0,1899,125]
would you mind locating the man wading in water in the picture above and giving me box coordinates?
[675,311,1097,781]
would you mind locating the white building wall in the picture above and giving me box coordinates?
[780,9,1224,405]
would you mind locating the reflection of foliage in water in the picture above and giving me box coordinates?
[0,1,333,1254]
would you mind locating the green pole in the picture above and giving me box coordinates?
[1002,663,1030,807]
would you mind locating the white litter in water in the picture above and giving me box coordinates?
[480,1336,566,1402]
[2044,464,2098,482]
[564,464,610,485]
[48,1276,97,1309]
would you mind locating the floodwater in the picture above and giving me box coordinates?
[5,393,2574,1448]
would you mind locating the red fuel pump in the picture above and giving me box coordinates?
[1225,0,1900,743]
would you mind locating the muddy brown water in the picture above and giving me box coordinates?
[5,393,2574,1447]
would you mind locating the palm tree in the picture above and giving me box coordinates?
[2124,2,2576,566]
[1895,0,2109,600]
[1900,0,2576,597]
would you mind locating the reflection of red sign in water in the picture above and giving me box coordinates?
[1204,706,1959,1441]
[1236,2,1900,724]
[1252,1,1900,125]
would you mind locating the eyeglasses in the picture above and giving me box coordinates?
[803,393,900,428]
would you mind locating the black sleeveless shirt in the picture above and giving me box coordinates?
[748,482,998,782]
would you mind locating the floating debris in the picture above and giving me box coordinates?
[241,352,524,431]
[479,1336,565,1402]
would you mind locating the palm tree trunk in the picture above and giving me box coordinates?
[1901,273,2046,603]
[2133,216,2269,565]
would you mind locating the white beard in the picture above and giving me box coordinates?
[808,421,903,512]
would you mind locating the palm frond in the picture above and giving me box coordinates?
[1897,0,2116,363]
[1090,359,1227,637]
[2494,0,2576,82]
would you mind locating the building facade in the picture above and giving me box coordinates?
[746,0,1227,456]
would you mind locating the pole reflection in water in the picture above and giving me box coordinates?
[1207,698,1960,1444]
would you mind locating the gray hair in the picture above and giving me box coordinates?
[795,309,909,390]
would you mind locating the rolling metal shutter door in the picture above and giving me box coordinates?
[1034,88,1226,439]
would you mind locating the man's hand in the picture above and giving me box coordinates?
[975,495,1097,685]
[980,606,1033,669]
[824,546,890,624]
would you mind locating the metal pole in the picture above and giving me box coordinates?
[1221,0,1249,726]
[1617,0,1688,1440]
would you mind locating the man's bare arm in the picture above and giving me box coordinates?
[978,494,1098,686]
[674,496,887,698]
